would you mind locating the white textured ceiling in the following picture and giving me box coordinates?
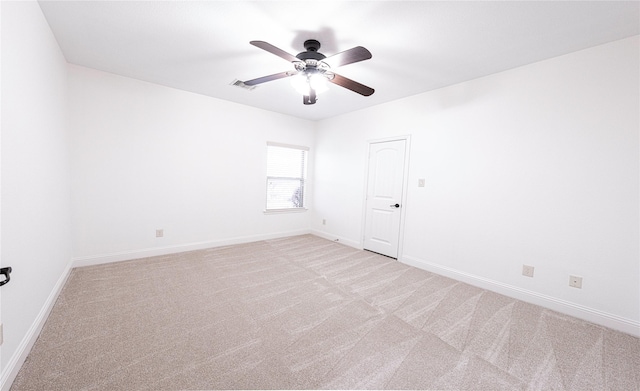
[38,1,639,121]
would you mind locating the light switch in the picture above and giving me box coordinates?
[418,178,425,187]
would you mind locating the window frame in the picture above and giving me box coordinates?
[264,142,309,213]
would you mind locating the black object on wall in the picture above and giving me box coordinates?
[0,267,12,286]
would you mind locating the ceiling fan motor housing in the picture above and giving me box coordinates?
[297,39,326,61]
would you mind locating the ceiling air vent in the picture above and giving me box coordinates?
[230,79,256,91]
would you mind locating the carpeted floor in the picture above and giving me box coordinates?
[11,235,640,390]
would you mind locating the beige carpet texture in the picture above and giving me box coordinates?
[11,235,640,390]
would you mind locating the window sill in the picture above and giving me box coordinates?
[264,208,308,215]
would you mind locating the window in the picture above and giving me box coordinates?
[266,142,308,211]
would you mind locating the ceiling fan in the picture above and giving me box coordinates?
[242,39,375,105]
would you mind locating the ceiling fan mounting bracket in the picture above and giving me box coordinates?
[303,39,321,51]
[296,39,326,61]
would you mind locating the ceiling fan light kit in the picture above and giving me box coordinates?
[243,39,374,105]
[291,73,329,96]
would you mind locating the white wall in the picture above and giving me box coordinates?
[313,36,639,335]
[0,0,73,382]
[0,7,637,391]
[69,65,315,263]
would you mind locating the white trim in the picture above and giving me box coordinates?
[360,135,412,259]
[366,135,412,145]
[266,141,309,151]
[310,229,362,250]
[263,208,308,214]
[397,136,411,260]
[401,254,640,337]
[72,229,311,267]
[265,144,309,211]
[0,261,74,391]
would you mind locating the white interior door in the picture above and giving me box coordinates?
[363,139,407,258]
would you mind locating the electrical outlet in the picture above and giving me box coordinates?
[522,265,534,277]
[156,229,164,238]
[569,275,583,289]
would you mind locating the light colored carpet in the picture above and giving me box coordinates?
[11,234,640,390]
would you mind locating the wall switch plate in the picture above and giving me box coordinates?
[418,178,426,187]
[322,219,326,225]
[0,322,3,345]
[569,275,583,289]
[522,265,534,277]
[156,229,164,238]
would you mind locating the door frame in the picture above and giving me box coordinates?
[360,135,411,259]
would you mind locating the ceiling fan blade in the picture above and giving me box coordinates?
[324,46,372,68]
[250,41,299,63]
[244,71,293,86]
[329,73,375,96]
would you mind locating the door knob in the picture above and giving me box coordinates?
[390,203,400,208]
[0,267,12,287]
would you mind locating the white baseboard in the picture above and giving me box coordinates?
[72,229,312,267]
[401,255,640,337]
[0,261,74,391]
[310,229,362,250]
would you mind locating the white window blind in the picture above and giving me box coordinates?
[266,143,308,210]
